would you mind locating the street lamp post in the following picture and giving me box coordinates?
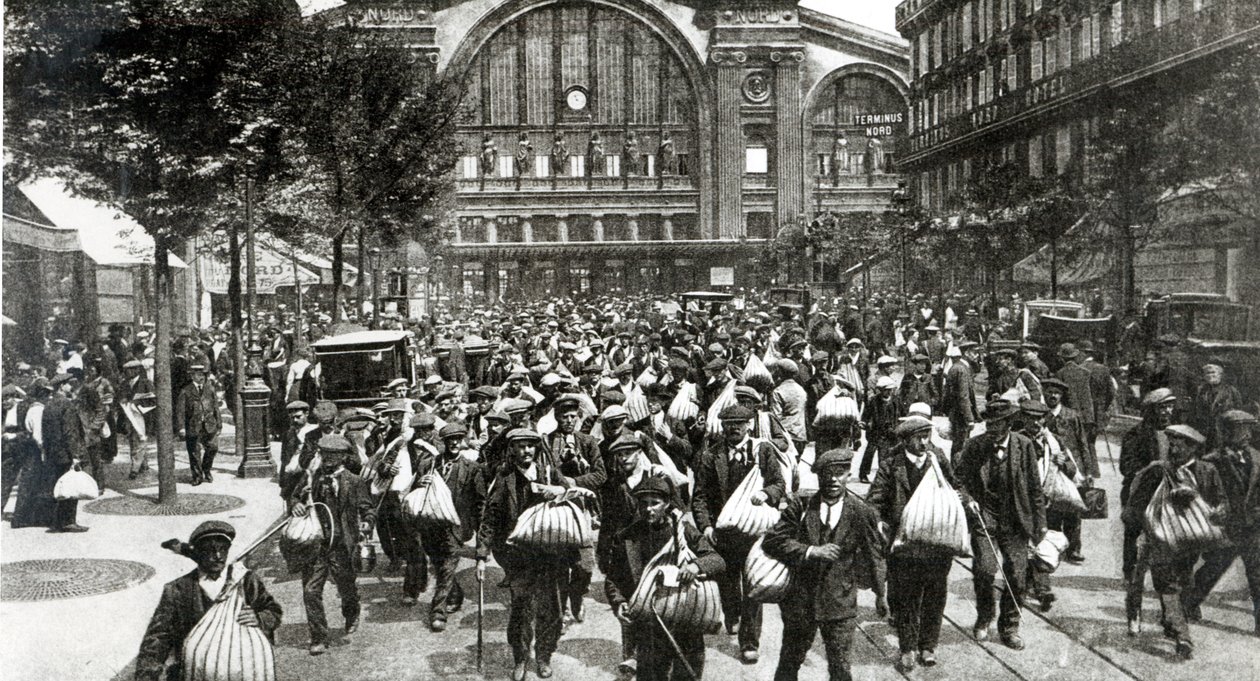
[890,179,911,303]
[369,247,382,329]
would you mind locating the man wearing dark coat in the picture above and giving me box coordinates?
[898,354,937,413]
[287,435,377,655]
[866,416,964,671]
[690,405,786,663]
[764,446,887,681]
[1119,388,1175,630]
[135,521,282,681]
[547,395,608,623]
[174,363,222,485]
[1054,343,1095,439]
[942,344,978,442]
[954,399,1046,649]
[602,475,726,681]
[42,374,87,532]
[1078,340,1114,444]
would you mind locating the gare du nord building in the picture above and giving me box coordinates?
[322,1,910,299]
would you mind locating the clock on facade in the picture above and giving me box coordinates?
[565,86,588,111]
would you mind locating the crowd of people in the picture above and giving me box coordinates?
[2,288,1257,680]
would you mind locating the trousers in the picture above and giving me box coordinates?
[888,553,951,652]
[184,431,218,479]
[971,528,1029,637]
[1150,552,1198,640]
[715,537,762,651]
[419,524,465,622]
[498,549,565,665]
[566,546,595,618]
[1185,532,1260,629]
[635,619,706,681]
[1047,508,1082,554]
[301,546,360,644]
[774,615,856,681]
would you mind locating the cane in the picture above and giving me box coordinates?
[476,566,485,671]
[975,513,1022,624]
[1102,424,1118,473]
[653,612,698,680]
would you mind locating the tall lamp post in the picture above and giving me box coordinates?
[890,179,911,303]
[368,246,382,328]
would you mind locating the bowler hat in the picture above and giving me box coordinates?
[982,399,1018,420]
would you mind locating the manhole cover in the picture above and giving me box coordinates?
[1,559,155,601]
[85,493,245,516]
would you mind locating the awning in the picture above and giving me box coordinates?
[1012,216,1113,286]
[14,178,187,268]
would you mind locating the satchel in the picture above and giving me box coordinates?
[1143,468,1226,555]
[1078,483,1108,520]
[53,466,99,501]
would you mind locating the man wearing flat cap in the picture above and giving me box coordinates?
[174,362,222,486]
[407,422,486,632]
[1189,362,1242,451]
[1119,387,1177,623]
[1185,409,1260,635]
[868,417,963,671]
[136,520,282,681]
[118,358,156,480]
[546,393,607,625]
[602,474,725,680]
[279,401,314,499]
[1123,424,1225,657]
[691,404,786,662]
[1016,399,1078,612]
[942,342,979,443]
[898,354,937,414]
[288,434,377,655]
[954,399,1046,649]
[476,428,586,680]
[764,447,887,680]
[1053,343,1095,438]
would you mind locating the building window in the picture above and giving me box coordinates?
[462,156,479,178]
[569,267,591,293]
[1046,33,1058,73]
[462,264,484,296]
[963,2,973,49]
[1031,41,1043,81]
[745,144,768,174]
[1091,13,1102,56]
[676,153,691,176]
[569,156,585,177]
[606,154,621,177]
[534,156,550,177]
[497,155,513,178]
[1111,2,1124,45]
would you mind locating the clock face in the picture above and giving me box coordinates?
[565,87,588,111]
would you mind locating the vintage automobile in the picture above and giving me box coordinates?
[767,286,811,321]
[679,290,738,317]
[311,329,416,407]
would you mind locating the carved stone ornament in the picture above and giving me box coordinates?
[742,70,772,104]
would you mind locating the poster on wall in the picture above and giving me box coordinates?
[200,245,321,295]
[710,267,734,287]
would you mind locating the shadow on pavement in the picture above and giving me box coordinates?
[556,636,622,669]
[427,641,515,679]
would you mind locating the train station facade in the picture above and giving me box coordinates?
[324,0,910,299]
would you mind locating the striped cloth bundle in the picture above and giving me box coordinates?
[892,455,971,558]
[627,517,723,634]
[742,354,774,394]
[1143,469,1225,554]
[715,466,781,539]
[403,473,461,527]
[667,382,699,422]
[508,498,593,553]
[181,570,275,681]
[744,535,790,602]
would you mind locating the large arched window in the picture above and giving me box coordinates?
[809,74,906,178]
[458,3,699,181]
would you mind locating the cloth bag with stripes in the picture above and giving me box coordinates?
[892,454,971,558]
[627,514,723,634]
[1143,467,1226,555]
[507,490,593,553]
[744,535,790,603]
[403,473,461,528]
[181,567,275,681]
[715,465,782,539]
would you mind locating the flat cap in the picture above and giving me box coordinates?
[632,474,674,500]
[1019,399,1050,417]
[286,400,310,412]
[540,373,563,387]
[1041,377,1069,393]
[704,357,729,373]
[467,386,499,401]
[387,378,409,390]
[875,375,897,391]
[553,394,582,412]
[608,432,643,453]
[876,355,899,366]
[502,398,533,414]
[1222,409,1258,426]
[439,423,468,439]
[313,400,338,420]
[317,434,354,453]
[895,416,934,438]
[775,358,799,375]
[601,405,629,422]
[1165,424,1205,445]
[189,520,236,546]
[484,410,511,424]
[719,404,755,422]
[812,447,854,472]
[409,412,438,429]
[733,386,763,404]
[1141,388,1176,406]
[982,399,1018,420]
[504,427,542,444]
[613,362,635,377]
[906,402,932,419]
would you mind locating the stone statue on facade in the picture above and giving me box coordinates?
[515,133,532,178]
[588,131,604,176]
[551,131,569,177]
[622,130,640,176]
[830,133,848,185]
[480,135,497,177]
[657,131,675,176]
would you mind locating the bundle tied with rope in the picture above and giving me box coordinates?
[626,515,723,634]
[1143,467,1226,555]
[715,465,781,539]
[278,475,333,573]
[667,382,699,422]
[744,535,791,603]
[741,354,774,395]
[403,472,461,528]
[892,453,971,558]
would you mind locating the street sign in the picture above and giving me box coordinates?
[200,245,320,295]
[710,267,734,286]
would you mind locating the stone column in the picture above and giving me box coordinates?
[484,218,497,244]
[556,217,569,242]
[592,217,605,242]
[627,217,639,241]
[713,50,746,239]
[662,216,674,241]
[451,218,463,244]
[521,220,533,243]
[773,51,806,228]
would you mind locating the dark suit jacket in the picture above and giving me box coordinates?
[135,568,281,681]
[690,438,786,532]
[1120,421,1167,504]
[546,430,607,491]
[866,445,964,535]
[413,452,487,543]
[898,372,937,412]
[1202,445,1260,538]
[763,492,887,622]
[174,379,221,436]
[41,395,82,466]
[954,431,1047,540]
[1047,405,1097,478]
[1055,361,1095,426]
[941,361,976,425]
[1082,358,1114,423]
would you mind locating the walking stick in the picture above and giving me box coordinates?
[653,612,698,680]
[1102,422,1118,473]
[477,567,485,671]
[975,513,1022,624]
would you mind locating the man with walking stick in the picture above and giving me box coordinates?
[954,399,1046,650]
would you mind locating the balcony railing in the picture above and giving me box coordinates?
[457,175,697,192]
[906,0,1259,158]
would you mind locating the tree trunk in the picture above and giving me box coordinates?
[152,234,177,503]
[1120,224,1137,316]
[229,219,246,460]
[356,226,366,320]
[331,229,346,322]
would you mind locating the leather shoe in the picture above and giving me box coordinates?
[1127,616,1143,637]
[1064,551,1085,564]
[52,524,89,533]
[446,602,463,614]
[190,477,203,487]
[972,624,990,642]
[1175,638,1194,659]
[127,471,138,480]
[309,643,326,656]
[897,652,916,672]
[740,648,759,664]
[400,596,418,607]
[918,649,937,666]
[345,617,359,634]
[572,605,584,623]
[537,660,553,678]
[430,619,446,632]
[1039,593,1056,612]
[725,621,739,635]
[1001,634,1025,650]
[511,661,528,681]
[202,470,214,483]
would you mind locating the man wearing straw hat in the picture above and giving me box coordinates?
[867,416,966,671]
[953,399,1045,650]
[136,521,283,681]
[764,446,887,681]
